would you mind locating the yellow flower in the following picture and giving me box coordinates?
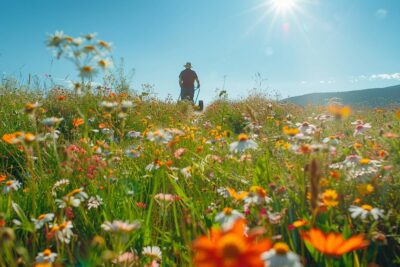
[282,126,300,136]
[357,184,374,195]
[322,189,339,207]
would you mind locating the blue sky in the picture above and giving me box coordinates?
[1,0,399,101]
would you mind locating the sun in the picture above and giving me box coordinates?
[270,0,298,14]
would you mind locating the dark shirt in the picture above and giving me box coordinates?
[179,69,198,89]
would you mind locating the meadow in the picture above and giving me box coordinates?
[0,32,399,267]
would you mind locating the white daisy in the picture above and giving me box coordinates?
[229,134,258,153]
[262,242,303,267]
[3,180,22,194]
[215,208,245,230]
[349,205,384,220]
[31,213,54,230]
[87,195,103,210]
[50,221,74,244]
[143,246,162,260]
[36,248,58,263]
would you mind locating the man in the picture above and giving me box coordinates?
[179,62,200,102]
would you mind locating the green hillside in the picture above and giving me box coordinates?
[284,84,400,107]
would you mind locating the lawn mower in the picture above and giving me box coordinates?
[178,87,204,111]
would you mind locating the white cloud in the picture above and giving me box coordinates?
[358,73,400,81]
[375,9,388,19]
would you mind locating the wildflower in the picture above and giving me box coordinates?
[98,40,112,50]
[73,118,84,128]
[353,123,372,136]
[261,242,303,267]
[226,188,249,201]
[121,100,134,111]
[174,148,186,159]
[126,131,141,138]
[180,166,192,178]
[79,65,98,78]
[288,219,308,230]
[47,31,64,47]
[357,184,374,195]
[0,174,6,183]
[51,179,70,197]
[349,205,384,220]
[31,213,54,230]
[192,219,272,267]
[147,129,173,143]
[323,135,340,145]
[113,251,139,266]
[301,228,369,257]
[24,102,41,114]
[2,132,24,145]
[36,248,57,263]
[282,126,300,137]
[101,220,141,233]
[229,134,258,153]
[100,101,118,111]
[215,207,245,231]
[297,121,316,135]
[143,246,162,260]
[49,221,74,244]
[84,32,97,40]
[322,189,339,207]
[3,180,22,194]
[55,188,88,208]
[87,195,103,210]
[154,193,180,202]
[41,117,63,127]
[328,105,351,119]
[125,147,141,158]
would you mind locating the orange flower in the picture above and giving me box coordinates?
[227,188,249,201]
[282,126,300,136]
[0,174,6,182]
[301,228,369,257]
[57,95,66,101]
[328,105,351,119]
[73,118,84,128]
[192,219,272,267]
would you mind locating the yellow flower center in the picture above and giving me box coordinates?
[5,181,13,186]
[59,222,67,230]
[238,134,249,142]
[82,66,93,73]
[361,205,373,211]
[223,207,233,215]
[84,45,95,51]
[274,242,290,255]
[359,158,371,165]
[38,214,46,220]
[43,249,52,256]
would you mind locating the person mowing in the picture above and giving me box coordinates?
[179,62,200,103]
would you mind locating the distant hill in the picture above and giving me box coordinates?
[283,85,400,108]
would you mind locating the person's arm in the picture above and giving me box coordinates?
[194,72,200,88]
[195,77,200,88]
[179,73,183,88]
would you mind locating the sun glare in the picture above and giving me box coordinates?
[270,0,297,14]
